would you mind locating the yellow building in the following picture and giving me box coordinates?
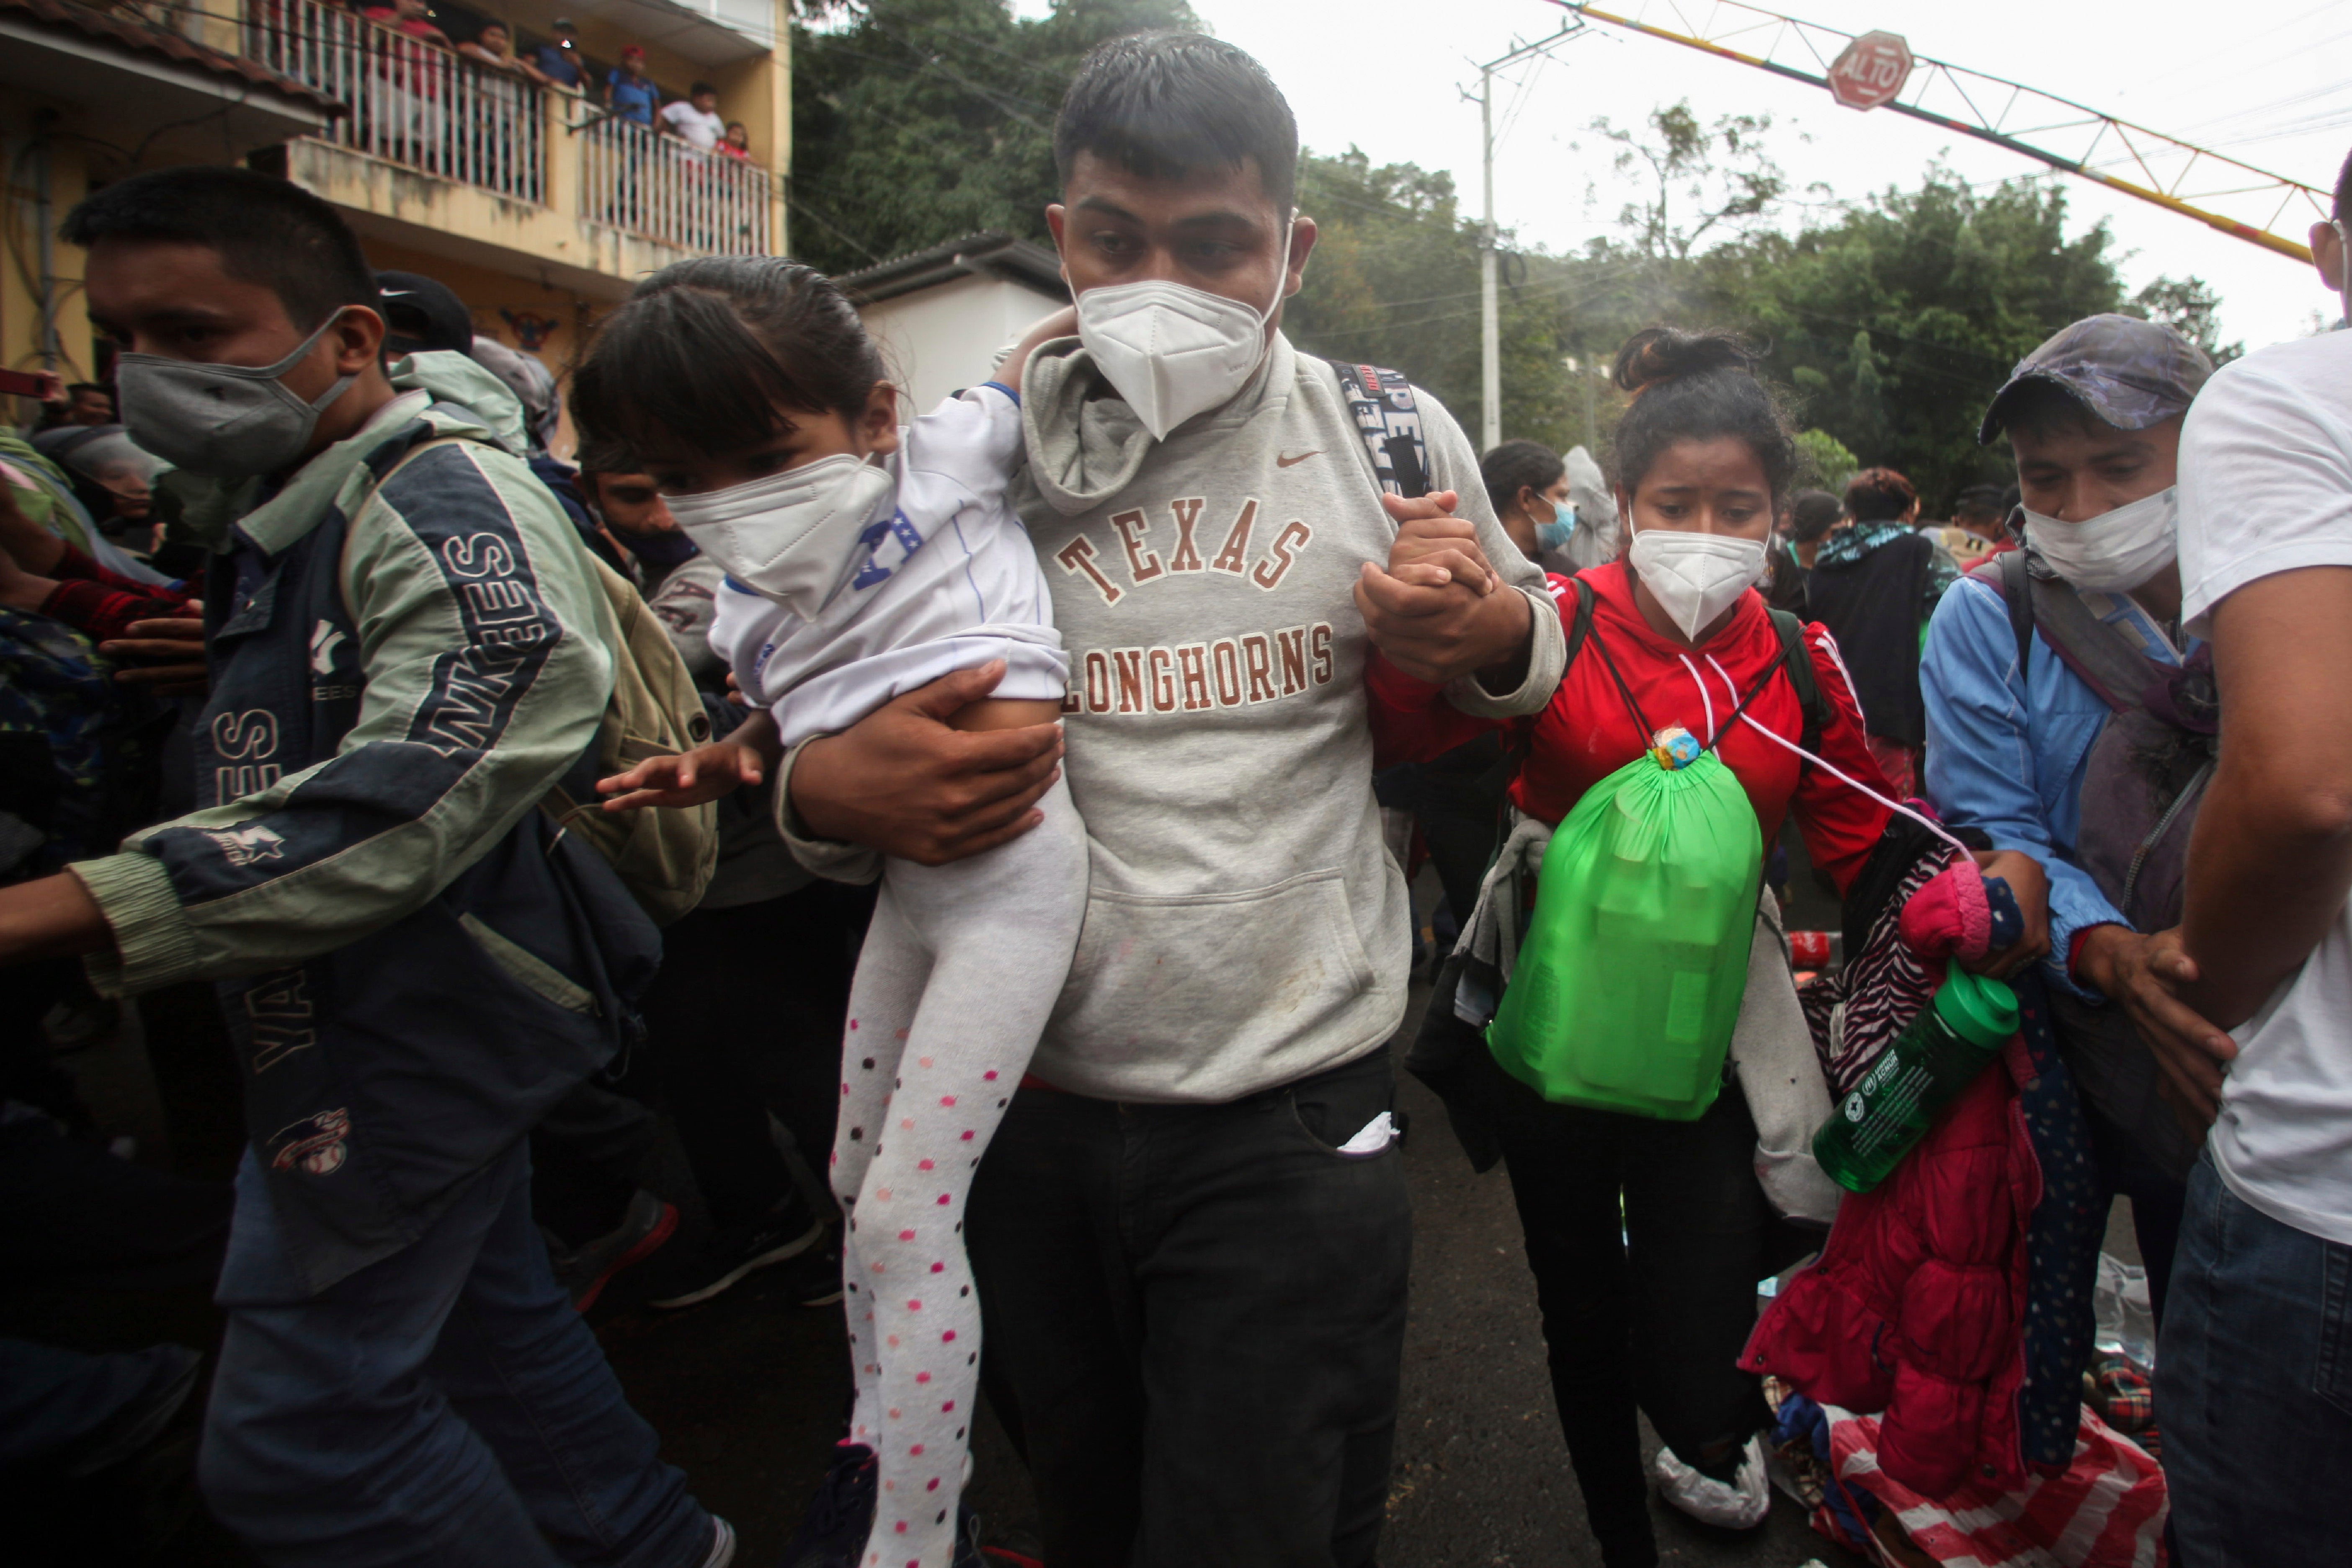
[3,0,789,438]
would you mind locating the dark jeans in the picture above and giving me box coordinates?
[531,1078,660,1248]
[2159,1153,2352,1567]
[966,1047,1411,1568]
[202,1141,709,1567]
[644,883,869,1228]
[1478,1047,1775,1563]
[1373,737,1510,930]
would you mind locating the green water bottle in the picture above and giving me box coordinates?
[1811,968,2021,1194]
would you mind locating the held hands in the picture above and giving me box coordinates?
[2076,923,2236,1131]
[1356,491,1531,687]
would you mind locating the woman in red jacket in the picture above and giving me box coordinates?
[1372,329,1892,1566]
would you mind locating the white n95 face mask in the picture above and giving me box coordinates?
[1075,260,1286,441]
[663,453,896,619]
[1628,528,1766,642]
[2023,486,2175,594]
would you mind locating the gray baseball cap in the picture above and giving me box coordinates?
[1978,313,2214,445]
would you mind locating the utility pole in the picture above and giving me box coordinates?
[1465,22,1587,451]
[1478,73,1498,452]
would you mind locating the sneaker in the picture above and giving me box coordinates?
[647,1189,825,1310]
[699,1515,737,1568]
[781,1442,875,1568]
[545,1189,681,1313]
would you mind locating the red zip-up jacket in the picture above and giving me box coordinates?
[1369,561,1893,895]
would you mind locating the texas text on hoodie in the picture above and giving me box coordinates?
[784,334,1565,1103]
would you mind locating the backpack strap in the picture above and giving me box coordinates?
[1765,607,1826,758]
[1971,547,2156,714]
[1331,362,1430,500]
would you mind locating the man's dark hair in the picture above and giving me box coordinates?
[1788,488,1843,544]
[62,167,379,333]
[1952,483,2006,523]
[1479,438,1564,517]
[1610,327,1799,504]
[691,81,716,98]
[572,256,885,472]
[1844,467,1918,524]
[1054,32,1298,213]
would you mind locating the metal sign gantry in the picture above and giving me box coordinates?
[1550,0,2332,263]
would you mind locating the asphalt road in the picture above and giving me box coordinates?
[598,973,1868,1568]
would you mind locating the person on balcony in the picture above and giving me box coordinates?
[457,21,553,88]
[660,83,725,152]
[606,44,659,128]
[533,18,585,91]
[361,0,449,49]
[718,121,752,161]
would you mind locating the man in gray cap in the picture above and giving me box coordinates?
[1920,312,2224,1347]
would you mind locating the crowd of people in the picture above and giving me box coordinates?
[1,24,2347,1568]
[353,3,757,162]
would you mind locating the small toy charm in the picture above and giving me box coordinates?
[1650,725,1702,771]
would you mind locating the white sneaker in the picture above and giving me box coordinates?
[1651,1434,1770,1529]
[699,1516,738,1568]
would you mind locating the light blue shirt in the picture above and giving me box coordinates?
[1921,567,2187,997]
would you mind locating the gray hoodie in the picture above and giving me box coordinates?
[784,333,1563,1102]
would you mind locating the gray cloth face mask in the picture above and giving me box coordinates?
[116,315,359,479]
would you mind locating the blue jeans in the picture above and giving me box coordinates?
[2159,1153,2352,1566]
[199,1141,711,1567]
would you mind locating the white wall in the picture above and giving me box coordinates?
[858,273,1067,413]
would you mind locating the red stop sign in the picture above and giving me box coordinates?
[1827,30,1912,111]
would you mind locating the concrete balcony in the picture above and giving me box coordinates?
[248,0,776,299]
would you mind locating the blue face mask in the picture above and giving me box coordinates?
[619,526,699,569]
[1534,498,1577,552]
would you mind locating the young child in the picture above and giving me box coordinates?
[576,258,1086,1568]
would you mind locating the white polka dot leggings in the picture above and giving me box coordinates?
[832,777,1087,1568]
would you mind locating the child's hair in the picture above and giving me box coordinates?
[1480,438,1565,517]
[1609,328,1798,505]
[1843,467,1918,524]
[1054,32,1299,213]
[571,257,885,472]
[1787,488,1844,544]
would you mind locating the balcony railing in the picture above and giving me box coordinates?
[581,114,770,259]
[245,0,769,255]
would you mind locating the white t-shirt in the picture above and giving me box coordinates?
[661,100,725,150]
[2177,328,2352,1244]
[708,383,1067,748]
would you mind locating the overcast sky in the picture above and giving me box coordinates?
[1018,0,2351,352]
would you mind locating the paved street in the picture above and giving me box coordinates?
[600,972,1867,1567]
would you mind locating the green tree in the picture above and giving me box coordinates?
[1283,150,1578,453]
[2129,275,2244,365]
[1792,428,1858,493]
[787,0,1197,274]
[1702,168,2127,507]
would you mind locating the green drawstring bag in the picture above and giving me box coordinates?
[1487,737,1764,1121]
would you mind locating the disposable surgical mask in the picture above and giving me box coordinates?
[2023,486,2175,595]
[115,314,358,479]
[1628,527,1766,642]
[1534,498,1577,552]
[1075,250,1288,441]
[663,453,896,619]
